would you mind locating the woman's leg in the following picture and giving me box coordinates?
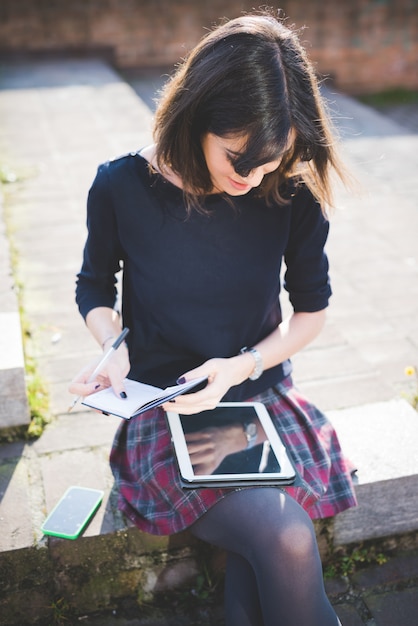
[224,551,263,626]
[190,488,339,626]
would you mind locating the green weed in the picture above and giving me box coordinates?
[48,597,72,624]
[324,545,387,579]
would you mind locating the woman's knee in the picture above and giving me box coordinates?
[190,487,318,563]
[276,517,318,562]
[248,490,318,562]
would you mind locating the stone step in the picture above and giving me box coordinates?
[0,191,30,435]
[328,398,418,546]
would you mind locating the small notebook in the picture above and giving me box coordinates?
[166,402,297,488]
[82,376,207,419]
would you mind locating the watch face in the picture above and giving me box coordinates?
[246,422,257,438]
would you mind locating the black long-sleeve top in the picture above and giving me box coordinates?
[76,152,331,401]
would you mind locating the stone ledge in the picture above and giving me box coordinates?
[0,189,30,432]
[0,527,204,625]
[328,399,418,546]
[1,400,417,624]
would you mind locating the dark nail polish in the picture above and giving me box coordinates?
[169,399,176,403]
[94,384,101,390]
[120,391,127,399]
[176,377,186,385]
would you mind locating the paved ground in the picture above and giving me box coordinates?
[0,58,418,625]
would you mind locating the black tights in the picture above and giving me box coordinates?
[190,488,339,626]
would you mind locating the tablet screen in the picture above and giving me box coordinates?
[166,402,296,487]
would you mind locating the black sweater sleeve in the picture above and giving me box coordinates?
[76,163,123,320]
[284,186,331,312]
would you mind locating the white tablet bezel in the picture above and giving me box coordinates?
[166,401,296,487]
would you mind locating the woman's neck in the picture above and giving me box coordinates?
[140,144,184,190]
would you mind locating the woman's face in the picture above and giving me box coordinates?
[201,133,284,196]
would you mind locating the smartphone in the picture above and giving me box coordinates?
[41,486,104,540]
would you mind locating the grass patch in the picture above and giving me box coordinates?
[22,326,51,439]
[358,88,418,110]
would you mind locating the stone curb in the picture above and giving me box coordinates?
[0,184,30,433]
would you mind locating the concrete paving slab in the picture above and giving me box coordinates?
[23,311,97,355]
[364,588,418,626]
[43,377,91,416]
[40,447,115,538]
[300,373,396,413]
[0,454,33,551]
[32,412,118,455]
[352,552,418,589]
[322,87,412,139]
[334,606,365,626]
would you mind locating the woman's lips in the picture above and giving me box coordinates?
[228,177,251,191]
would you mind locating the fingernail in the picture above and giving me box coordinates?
[169,399,176,403]
[120,391,127,399]
[176,376,186,385]
[94,384,101,390]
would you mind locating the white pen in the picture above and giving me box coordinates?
[68,327,130,412]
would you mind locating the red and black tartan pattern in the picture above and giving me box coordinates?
[110,376,357,535]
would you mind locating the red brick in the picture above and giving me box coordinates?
[0,1,417,93]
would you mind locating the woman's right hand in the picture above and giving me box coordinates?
[68,341,130,399]
[185,422,247,475]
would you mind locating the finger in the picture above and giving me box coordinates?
[186,439,212,455]
[165,386,222,413]
[105,361,129,399]
[185,431,210,442]
[188,447,214,464]
[192,463,212,475]
[68,380,102,397]
[109,379,128,399]
[176,361,218,385]
[163,399,218,414]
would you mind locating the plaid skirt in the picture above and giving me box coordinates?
[110,376,357,535]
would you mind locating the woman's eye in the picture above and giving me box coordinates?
[226,153,238,167]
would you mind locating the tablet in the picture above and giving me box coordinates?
[166,402,297,488]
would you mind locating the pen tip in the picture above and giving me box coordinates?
[67,399,77,413]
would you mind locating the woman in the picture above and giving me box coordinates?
[70,11,355,625]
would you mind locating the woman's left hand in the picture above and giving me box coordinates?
[162,354,254,415]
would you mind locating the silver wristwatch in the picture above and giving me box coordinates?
[243,421,257,449]
[240,346,263,380]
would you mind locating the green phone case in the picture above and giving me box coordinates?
[41,486,104,540]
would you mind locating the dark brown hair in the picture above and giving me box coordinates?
[153,10,347,214]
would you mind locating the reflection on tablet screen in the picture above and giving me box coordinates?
[179,406,282,476]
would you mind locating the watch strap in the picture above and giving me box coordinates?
[240,346,263,380]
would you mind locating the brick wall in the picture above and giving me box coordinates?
[0,0,417,94]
